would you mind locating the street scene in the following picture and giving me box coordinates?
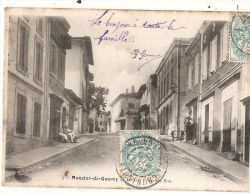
[6,134,240,190]
[3,8,250,191]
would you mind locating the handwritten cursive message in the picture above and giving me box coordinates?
[89,10,187,45]
[131,49,162,71]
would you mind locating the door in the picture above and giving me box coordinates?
[222,98,233,152]
[62,107,67,127]
[121,120,125,130]
[245,105,250,163]
[204,104,209,143]
[49,100,61,142]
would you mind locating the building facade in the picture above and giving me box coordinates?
[65,37,94,133]
[183,22,209,143]
[156,38,191,135]
[198,21,249,162]
[110,86,140,132]
[98,111,109,132]
[137,74,158,129]
[182,20,249,163]
[47,17,71,144]
[6,16,71,155]
[62,88,84,133]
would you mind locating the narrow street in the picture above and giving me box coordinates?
[8,134,240,190]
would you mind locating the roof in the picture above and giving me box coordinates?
[64,88,83,105]
[110,92,138,107]
[156,38,192,74]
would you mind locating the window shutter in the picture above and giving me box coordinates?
[21,95,27,134]
[24,29,29,72]
[203,48,208,80]
[39,45,44,81]
[210,36,217,73]
[19,26,25,69]
[194,54,199,85]
[16,94,22,134]
[35,42,40,79]
[33,102,41,137]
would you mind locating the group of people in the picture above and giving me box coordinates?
[59,118,79,143]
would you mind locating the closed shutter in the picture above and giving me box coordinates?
[35,42,40,80]
[19,26,25,69]
[194,54,199,85]
[222,98,233,152]
[23,28,29,71]
[16,94,26,134]
[203,47,208,80]
[33,102,41,137]
[210,35,217,73]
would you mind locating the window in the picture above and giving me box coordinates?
[34,39,44,84]
[69,104,76,129]
[210,35,218,74]
[16,93,27,134]
[58,50,65,83]
[194,54,199,86]
[163,78,166,97]
[166,105,169,125]
[167,73,169,93]
[33,102,41,137]
[17,20,29,74]
[36,17,44,36]
[50,41,57,76]
[188,63,192,90]
[100,121,103,125]
[161,81,164,99]
[128,103,134,109]
[169,101,173,122]
[171,67,174,85]
[220,23,228,65]
[203,47,208,81]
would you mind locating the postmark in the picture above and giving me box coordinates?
[229,13,250,62]
[116,130,168,189]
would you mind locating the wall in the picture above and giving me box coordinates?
[6,16,47,155]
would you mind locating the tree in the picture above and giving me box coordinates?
[87,82,109,114]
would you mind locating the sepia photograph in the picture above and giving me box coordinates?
[2,7,250,191]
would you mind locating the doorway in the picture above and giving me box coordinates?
[62,107,67,128]
[204,104,209,143]
[222,98,233,152]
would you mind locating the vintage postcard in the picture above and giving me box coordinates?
[2,7,250,191]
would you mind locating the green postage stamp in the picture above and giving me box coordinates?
[120,130,160,176]
[230,13,250,62]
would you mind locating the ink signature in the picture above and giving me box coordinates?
[89,10,187,45]
[131,49,162,71]
[95,30,129,45]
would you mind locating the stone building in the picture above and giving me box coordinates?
[110,86,140,132]
[198,21,248,162]
[183,21,209,143]
[62,88,83,133]
[97,111,109,132]
[137,74,157,129]
[65,37,94,133]
[6,15,71,155]
[156,38,192,135]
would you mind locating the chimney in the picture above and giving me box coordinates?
[131,85,135,93]
[126,88,129,93]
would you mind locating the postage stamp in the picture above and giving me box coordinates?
[117,130,168,189]
[229,13,250,62]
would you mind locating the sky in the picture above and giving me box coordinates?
[65,9,230,110]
